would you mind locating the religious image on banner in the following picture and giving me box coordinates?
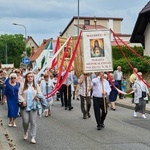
[64,46,71,59]
[82,30,113,72]
[90,39,105,57]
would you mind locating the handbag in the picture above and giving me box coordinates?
[142,91,146,98]
[136,83,147,98]
[18,102,26,109]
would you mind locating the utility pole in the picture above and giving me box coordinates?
[5,42,7,64]
[78,0,80,35]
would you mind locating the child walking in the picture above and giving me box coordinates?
[122,77,127,98]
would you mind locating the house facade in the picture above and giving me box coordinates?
[130,1,150,55]
[26,36,39,50]
[30,38,54,69]
[60,16,131,46]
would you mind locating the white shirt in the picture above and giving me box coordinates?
[61,71,73,85]
[114,70,123,81]
[92,77,111,98]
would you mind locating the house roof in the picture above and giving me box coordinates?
[30,39,50,62]
[111,40,129,46]
[61,16,123,36]
[74,24,107,30]
[116,33,131,37]
[130,1,150,47]
[26,36,39,48]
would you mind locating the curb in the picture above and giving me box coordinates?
[0,119,17,150]
[116,101,150,114]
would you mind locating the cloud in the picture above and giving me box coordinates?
[0,0,148,43]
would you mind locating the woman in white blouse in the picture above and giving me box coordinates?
[133,72,150,119]
[18,72,41,144]
[40,72,54,117]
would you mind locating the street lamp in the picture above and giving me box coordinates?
[12,23,27,57]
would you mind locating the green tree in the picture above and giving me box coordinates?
[0,34,25,67]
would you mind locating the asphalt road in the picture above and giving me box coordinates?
[1,99,150,150]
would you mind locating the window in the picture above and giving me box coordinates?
[84,20,90,25]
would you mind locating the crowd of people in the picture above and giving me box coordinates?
[0,65,149,144]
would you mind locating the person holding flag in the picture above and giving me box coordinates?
[60,67,74,110]
[92,71,111,130]
[78,72,92,119]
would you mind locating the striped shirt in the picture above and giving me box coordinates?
[78,75,92,96]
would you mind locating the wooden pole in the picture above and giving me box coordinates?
[85,76,88,113]
[67,85,69,101]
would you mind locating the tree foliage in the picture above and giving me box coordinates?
[0,34,25,67]
[112,46,143,60]
[112,46,150,73]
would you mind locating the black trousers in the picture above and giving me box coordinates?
[117,80,122,98]
[93,96,107,126]
[67,85,72,107]
[59,84,72,107]
[80,95,91,116]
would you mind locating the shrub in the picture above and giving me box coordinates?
[112,46,150,73]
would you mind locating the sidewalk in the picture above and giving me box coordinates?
[0,119,13,150]
[0,105,17,150]
[116,97,150,114]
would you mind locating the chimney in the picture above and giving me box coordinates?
[43,39,47,44]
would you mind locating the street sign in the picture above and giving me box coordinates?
[22,57,30,64]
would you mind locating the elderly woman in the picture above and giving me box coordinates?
[40,72,54,117]
[132,72,149,119]
[3,73,19,127]
[108,73,119,111]
[14,69,24,84]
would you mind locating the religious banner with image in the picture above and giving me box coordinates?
[82,29,113,72]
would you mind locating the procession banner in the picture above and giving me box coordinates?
[35,37,70,83]
[82,29,113,72]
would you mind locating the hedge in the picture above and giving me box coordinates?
[112,46,150,73]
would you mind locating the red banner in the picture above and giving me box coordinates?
[50,37,60,69]
[45,31,82,98]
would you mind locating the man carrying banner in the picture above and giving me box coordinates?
[92,71,111,130]
[78,72,92,119]
[60,67,74,110]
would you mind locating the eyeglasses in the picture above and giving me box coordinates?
[16,72,20,73]
[11,77,16,79]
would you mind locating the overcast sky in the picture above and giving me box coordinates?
[0,0,148,45]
